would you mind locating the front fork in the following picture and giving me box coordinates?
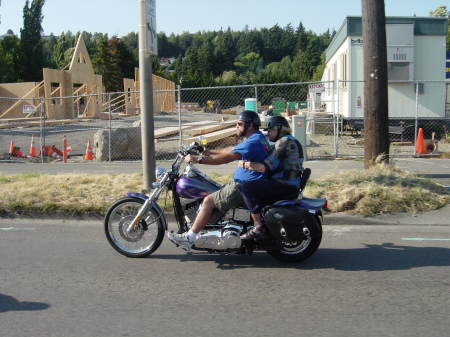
[125,190,168,232]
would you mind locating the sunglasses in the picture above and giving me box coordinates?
[236,122,245,126]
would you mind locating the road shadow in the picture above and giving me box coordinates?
[148,243,450,271]
[0,294,50,313]
[305,243,450,271]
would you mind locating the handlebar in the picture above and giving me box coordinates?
[185,142,204,155]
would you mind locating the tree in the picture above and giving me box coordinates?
[42,33,57,68]
[52,33,72,69]
[213,28,236,76]
[19,0,46,82]
[91,37,121,92]
[0,35,21,83]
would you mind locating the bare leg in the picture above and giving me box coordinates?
[190,194,215,234]
[250,213,264,228]
[241,213,267,239]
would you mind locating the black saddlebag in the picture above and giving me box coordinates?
[263,205,321,241]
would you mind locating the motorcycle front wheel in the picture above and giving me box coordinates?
[104,197,165,258]
[266,226,322,263]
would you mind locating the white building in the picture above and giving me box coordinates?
[320,16,448,120]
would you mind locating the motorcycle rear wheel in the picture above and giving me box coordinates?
[105,197,165,258]
[266,227,322,263]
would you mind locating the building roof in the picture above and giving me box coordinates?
[326,16,449,62]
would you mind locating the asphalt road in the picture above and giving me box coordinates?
[1,219,448,337]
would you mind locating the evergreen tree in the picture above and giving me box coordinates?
[52,33,72,69]
[91,37,121,92]
[213,28,236,76]
[42,33,57,68]
[19,0,46,82]
[0,35,21,83]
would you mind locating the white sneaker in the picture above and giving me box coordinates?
[168,232,193,251]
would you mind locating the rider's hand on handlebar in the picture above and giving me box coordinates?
[185,154,198,165]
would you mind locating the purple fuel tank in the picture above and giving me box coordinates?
[176,176,220,199]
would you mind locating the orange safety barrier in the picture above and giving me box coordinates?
[63,135,68,163]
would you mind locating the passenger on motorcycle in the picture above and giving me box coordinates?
[168,110,271,250]
[238,115,304,239]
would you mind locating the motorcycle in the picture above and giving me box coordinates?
[104,142,327,263]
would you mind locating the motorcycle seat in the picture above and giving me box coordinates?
[272,197,327,209]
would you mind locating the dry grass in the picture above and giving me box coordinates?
[0,165,448,217]
[0,172,144,215]
[304,162,450,215]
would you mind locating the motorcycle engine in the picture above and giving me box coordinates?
[193,224,243,250]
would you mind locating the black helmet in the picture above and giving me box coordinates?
[264,115,290,131]
[237,110,261,126]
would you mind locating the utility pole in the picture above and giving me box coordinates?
[361,0,390,168]
[138,0,157,191]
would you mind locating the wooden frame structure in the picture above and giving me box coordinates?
[0,36,177,120]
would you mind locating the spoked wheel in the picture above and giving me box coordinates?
[104,197,165,258]
[266,227,322,263]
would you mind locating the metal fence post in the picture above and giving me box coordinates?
[414,81,419,156]
[177,85,182,148]
[334,81,339,156]
[39,97,45,163]
[254,84,258,111]
[108,93,112,163]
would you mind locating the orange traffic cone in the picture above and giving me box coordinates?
[12,147,28,158]
[29,134,36,157]
[42,145,61,159]
[84,139,94,161]
[51,145,63,157]
[9,141,15,154]
[63,135,68,163]
[415,128,426,155]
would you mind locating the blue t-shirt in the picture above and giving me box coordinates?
[230,131,271,183]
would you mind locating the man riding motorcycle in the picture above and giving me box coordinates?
[168,110,271,250]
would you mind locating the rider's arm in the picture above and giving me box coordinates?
[238,160,267,173]
[202,146,233,156]
[186,152,241,165]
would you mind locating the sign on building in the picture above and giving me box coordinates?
[23,105,36,114]
[308,83,325,92]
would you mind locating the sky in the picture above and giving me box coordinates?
[0,0,446,39]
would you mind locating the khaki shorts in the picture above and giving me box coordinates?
[211,181,245,214]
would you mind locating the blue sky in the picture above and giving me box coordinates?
[0,0,446,38]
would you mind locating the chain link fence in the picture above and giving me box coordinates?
[1,80,449,164]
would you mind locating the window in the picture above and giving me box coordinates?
[340,53,347,88]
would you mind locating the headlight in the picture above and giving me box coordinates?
[155,166,167,182]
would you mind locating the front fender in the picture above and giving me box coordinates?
[126,192,168,231]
